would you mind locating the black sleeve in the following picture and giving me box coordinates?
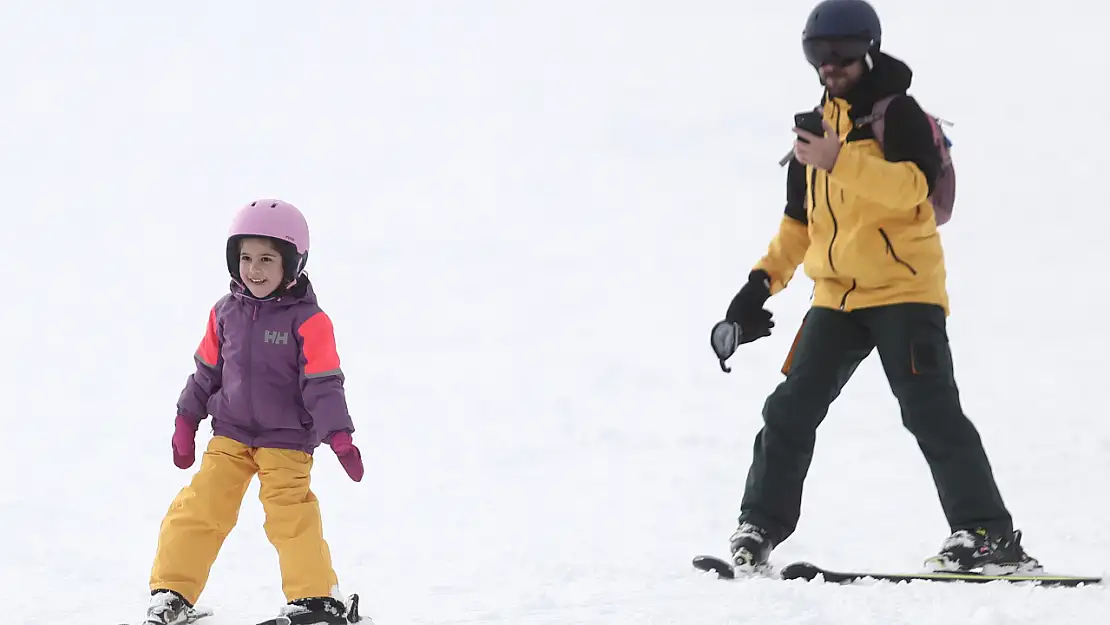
[784,156,808,224]
[881,95,941,194]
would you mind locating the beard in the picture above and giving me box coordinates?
[821,70,855,97]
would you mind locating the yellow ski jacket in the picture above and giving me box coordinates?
[755,53,950,314]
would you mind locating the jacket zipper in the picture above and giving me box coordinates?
[839,279,857,310]
[824,177,837,273]
[246,301,259,440]
[879,228,918,275]
[808,167,817,227]
[825,102,842,274]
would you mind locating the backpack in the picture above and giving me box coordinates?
[778,96,956,225]
[859,95,956,225]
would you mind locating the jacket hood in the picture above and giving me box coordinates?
[825,51,913,113]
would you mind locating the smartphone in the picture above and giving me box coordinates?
[794,111,825,143]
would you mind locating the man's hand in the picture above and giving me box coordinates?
[793,119,841,172]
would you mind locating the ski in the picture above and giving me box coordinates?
[691,554,776,580]
[121,615,288,625]
[779,561,1103,587]
[118,606,215,625]
[122,592,360,625]
[692,554,739,579]
[693,555,1103,587]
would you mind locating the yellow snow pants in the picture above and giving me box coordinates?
[149,435,338,606]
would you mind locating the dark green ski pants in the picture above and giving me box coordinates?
[738,303,1013,544]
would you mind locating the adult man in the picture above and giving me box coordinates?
[713,0,1041,574]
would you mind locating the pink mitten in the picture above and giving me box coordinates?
[328,431,364,482]
[172,415,199,469]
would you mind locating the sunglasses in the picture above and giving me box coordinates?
[803,37,872,68]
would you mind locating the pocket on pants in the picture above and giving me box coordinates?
[908,314,949,376]
[910,340,940,375]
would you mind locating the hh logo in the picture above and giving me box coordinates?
[264,330,290,345]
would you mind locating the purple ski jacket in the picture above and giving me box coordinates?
[176,277,355,453]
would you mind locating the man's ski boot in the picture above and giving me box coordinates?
[144,589,210,625]
[278,593,367,625]
[729,522,775,574]
[923,528,1043,575]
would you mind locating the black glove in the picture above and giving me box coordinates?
[725,270,773,331]
[711,270,774,372]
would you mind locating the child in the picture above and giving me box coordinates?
[142,199,366,625]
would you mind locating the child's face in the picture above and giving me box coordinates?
[238,237,285,298]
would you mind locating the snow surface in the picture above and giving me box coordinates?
[2,1,1108,624]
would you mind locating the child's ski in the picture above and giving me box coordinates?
[117,606,215,625]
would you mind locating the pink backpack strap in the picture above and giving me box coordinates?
[858,95,897,148]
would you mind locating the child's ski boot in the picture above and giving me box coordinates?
[143,589,211,625]
[277,593,368,625]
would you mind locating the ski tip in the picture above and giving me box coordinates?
[692,554,736,579]
[346,593,361,623]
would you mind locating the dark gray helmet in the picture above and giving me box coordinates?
[801,0,881,67]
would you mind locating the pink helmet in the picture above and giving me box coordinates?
[226,199,310,287]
